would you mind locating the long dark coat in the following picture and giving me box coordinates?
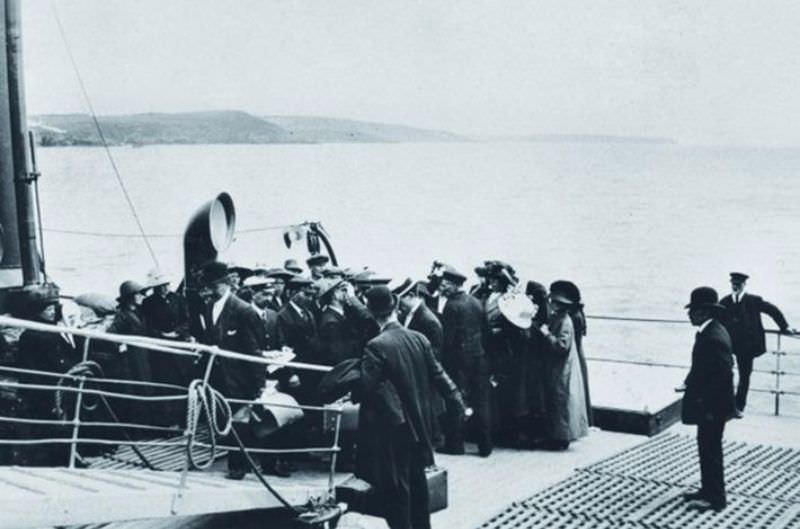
[719,293,789,358]
[141,291,193,386]
[540,312,588,442]
[355,322,459,489]
[682,319,736,424]
[107,306,154,393]
[407,302,447,433]
[202,294,266,400]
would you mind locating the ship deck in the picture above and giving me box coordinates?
[0,413,796,529]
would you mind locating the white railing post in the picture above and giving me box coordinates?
[774,334,782,416]
[327,405,343,500]
[67,337,92,468]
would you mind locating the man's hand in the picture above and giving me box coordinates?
[674,383,686,393]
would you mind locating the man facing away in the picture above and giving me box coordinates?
[355,285,465,529]
[719,272,796,414]
[680,286,736,513]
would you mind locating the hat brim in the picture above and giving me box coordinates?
[685,302,725,310]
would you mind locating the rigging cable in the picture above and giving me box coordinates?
[49,0,159,267]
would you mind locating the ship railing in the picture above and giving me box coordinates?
[584,314,800,416]
[0,315,342,505]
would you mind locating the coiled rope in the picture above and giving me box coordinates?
[184,379,232,470]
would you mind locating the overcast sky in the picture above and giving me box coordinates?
[20,1,800,146]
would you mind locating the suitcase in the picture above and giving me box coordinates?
[335,465,448,515]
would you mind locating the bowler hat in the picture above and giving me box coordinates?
[201,261,230,286]
[117,280,148,302]
[365,285,397,317]
[729,272,749,283]
[307,253,330,267]
[685,286,724,310]
[440,265,466,285]
[283,259,304,274]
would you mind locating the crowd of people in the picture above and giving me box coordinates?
[10,253,799,525]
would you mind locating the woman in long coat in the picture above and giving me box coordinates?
[537,292,589,449]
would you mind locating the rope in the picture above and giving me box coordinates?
[49,1,159,268]
[42,222,302,239]
[184,379,231,470]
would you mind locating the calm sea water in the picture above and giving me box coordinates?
[35,142,800,408]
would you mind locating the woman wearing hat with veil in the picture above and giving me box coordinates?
[535,289,589,450]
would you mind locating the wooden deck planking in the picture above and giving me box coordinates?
[0,467,330,529]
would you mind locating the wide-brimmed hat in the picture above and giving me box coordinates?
[729,272,749,283]
[322,266,346,279]
[117,280,148,302]
[283,259,304,274]
[391,277,416,298]
[200,261,230,286]
[498,292,535,329]
[243,275,276,289]
[365,285,397,317]
[550,280,581,305]
[316,277,344,300]
[306,253,330,267]
[145,269,172,288]
[685,286,724,310]
[265,267,296,281]
[440,265,466,285]
[288,275,314,288]
[229,265,254,281]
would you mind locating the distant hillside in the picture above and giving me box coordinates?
[264,116,464,143]
[29,111,465,146]
[31,111,289,146]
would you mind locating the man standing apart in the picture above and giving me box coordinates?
[720,272,796,415]
[439,265,492,457]
[681,286,735,512]
[356,286,464,529]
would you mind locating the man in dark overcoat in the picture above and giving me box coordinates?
[199,261,267,479]
[438,265,492,457]
[355,286,464,529]
[719,272,795,414]
[395,278,446,447]
[681,286,736,512]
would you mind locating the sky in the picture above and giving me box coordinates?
[19,0,800,146]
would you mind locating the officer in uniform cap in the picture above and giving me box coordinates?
[719,272,796,414]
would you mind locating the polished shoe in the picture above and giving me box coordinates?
[225,468,247,480]
[478,444,493,458]
[686,499,725,512]
[732,408,744,419]
[681,489,706,502]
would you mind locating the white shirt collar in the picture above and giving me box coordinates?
[328,304,345,317]
[212,289,231,325]
[290,300,305,317]
[697,318,713,333]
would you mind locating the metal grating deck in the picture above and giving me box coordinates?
[478,433,800,529]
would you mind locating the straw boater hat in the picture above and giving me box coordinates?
[243,275,275,289]
[146,269,171,288]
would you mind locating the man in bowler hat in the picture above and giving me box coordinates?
[199,261,267,480]
[355,285,464,529]
[680,286,735,512]
[719,272,796,414]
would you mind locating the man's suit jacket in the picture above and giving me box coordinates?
[318,307,369,366]
[356,322,460,484]
[720,293,789,357]
[440,290,486,372]
[407,303,444,361]
[276,301,321,364]
[204,294,266,400]
[682,319,735,424]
